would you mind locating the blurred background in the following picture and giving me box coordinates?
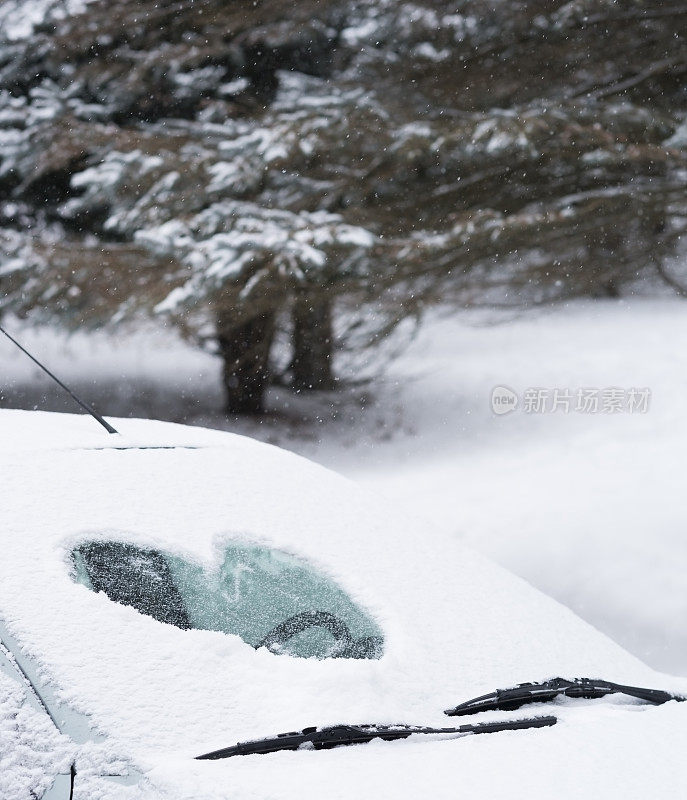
[2,0,687,674]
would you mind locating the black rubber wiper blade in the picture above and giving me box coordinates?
[196,716,556,760]
[445,677,684,716]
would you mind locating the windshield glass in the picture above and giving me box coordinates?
[72,541,383,660]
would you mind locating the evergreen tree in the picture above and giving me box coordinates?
[1,0,686,412]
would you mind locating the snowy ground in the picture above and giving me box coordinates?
[3,297,687,675]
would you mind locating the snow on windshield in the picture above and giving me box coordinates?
[73,540,384,660]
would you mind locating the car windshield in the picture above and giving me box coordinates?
[72,541,383,660]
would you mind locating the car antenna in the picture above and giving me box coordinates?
[0,324,118,434]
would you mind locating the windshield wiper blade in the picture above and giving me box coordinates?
[196,716,556,760]
[445,677,684,716]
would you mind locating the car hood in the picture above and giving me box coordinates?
[2,410,686,798]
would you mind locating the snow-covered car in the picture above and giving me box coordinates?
[2,409,686,800]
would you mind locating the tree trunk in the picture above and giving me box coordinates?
[291,295,334,391]
[217,308,276,415]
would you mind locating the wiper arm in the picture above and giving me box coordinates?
[445,677,684,716]
[196,716,556,760]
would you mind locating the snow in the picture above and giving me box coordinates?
[412,42,451,62]
[0,670,73,800]
[130,198,377,316]
[218,78,250,96]
[151,702,687,800]
[337,298,687,676]
[0,0,93,41]
[3,297,687,683]
[3,406,687,798]
[206,162,246,193]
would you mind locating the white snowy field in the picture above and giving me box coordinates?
[2,297,687,675]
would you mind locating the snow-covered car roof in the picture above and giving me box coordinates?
[2,409,686,799]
